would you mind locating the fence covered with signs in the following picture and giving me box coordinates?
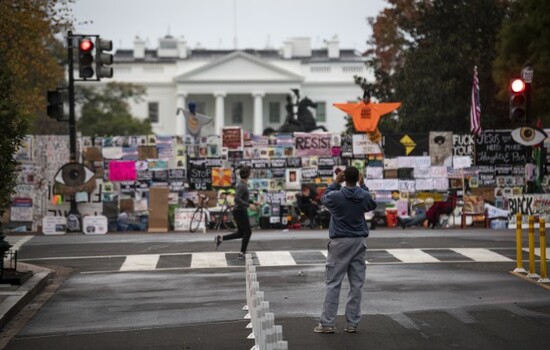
[4,128,550,233]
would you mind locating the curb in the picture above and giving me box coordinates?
[0,267,53,330]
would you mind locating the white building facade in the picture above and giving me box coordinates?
[103,35,369,136]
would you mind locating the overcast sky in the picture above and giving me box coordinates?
[70,0,388,51]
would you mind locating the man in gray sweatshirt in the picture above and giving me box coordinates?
[314,166,377,334]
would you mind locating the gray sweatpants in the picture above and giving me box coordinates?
[320,236,367,327]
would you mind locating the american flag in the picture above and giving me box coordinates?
[470,66,482,136]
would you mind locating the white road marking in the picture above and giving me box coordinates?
[255,251,296,266]
[451,248,512,262]
[448,309,477,324]
[191,252,228,268]
[320,250,327,257]
[387,249,440,263]
[119,254,160,271]
[10,235,33,251]
[522,247,550,257]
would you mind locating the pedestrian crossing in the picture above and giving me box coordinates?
[19,247,540,274]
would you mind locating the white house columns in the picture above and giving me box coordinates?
[253,91,264,135]
[176,93,187,136]
[214,91,226,134]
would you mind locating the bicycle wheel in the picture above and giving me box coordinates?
[221,208,237,230]
[190,209,206,233]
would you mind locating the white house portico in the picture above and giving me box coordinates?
[109,35,369,136]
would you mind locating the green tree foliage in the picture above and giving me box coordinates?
[493,0,550,125]
[76,82,153,136]
[0,0,73,133]
[367,0,508,133]
[0,54,28,235]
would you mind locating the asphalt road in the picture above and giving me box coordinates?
[4,228,550,349]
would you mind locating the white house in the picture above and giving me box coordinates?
[101,35,369,136]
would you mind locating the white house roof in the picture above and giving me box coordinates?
[174,51,304,83]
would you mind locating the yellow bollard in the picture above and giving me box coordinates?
[538,219,549,283]
[513,213,526,273]
[527,216,540,278]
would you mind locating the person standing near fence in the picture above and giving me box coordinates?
[314,166,377,334]
[215,167,255,260]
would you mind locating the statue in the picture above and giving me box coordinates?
[263,89,327,135]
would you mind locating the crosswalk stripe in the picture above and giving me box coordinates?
[191,252,228,268]
[522,247,550,257]
[451,248,512,262]
[255,251,296,266]
[387,249,440,263]
[120,254,160,271]
[320,250,327,257]
[9,235,33,251]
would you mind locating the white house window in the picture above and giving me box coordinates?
[148,102,159,123]
[232,101,243,124]
[195,102,206,114]
[316,102,326,122]
[269,102,280,124]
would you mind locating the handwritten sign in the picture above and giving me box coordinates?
[109,161,137,182]
[352,134,382,155]
[475,130,528,165]
[188,159,212,190]
[294,133,332,156]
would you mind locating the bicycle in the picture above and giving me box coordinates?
[189,191,237,233]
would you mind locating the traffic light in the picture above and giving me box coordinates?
[47,89,63,121]
[78,38,95,78]
[96,38,114,78]
[509,78,527,122]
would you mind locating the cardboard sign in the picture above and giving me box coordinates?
[83,215,108,234]
[148,187,169,232]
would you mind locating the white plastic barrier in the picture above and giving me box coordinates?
[245,254,288,350]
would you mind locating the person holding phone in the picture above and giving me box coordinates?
[314,166,377,334]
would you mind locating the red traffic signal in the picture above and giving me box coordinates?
[79,38,94,52]
[78,38,95,78]
[509,78,527,122]
[511,78,525,93]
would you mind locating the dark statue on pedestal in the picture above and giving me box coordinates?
[263,89,327,135]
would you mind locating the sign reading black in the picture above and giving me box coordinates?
[475,130,528,165]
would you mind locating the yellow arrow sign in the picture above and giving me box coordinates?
[400,135,416,155]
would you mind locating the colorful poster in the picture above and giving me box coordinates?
[212,168,232,187]
[222,127,243,149]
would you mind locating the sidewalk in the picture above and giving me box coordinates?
[0,262,53,330]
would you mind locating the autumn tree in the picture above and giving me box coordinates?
[76,82,153,136]
[0,52,28,241]
[0,0,74,133]
[366,0,508,132]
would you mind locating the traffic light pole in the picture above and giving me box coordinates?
[66,31,81,232]
[67,31,77,163]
